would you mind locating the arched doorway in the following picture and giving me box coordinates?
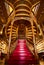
[18,24,26,39]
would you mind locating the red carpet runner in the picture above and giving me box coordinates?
[8,39,37,65]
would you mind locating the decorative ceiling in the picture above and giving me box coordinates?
[0,0,43,24]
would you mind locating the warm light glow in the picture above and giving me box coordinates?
[9,6,13,13]
[0,31,2,34]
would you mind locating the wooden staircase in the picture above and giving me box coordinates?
[6,24,18,43]
[26,26,37,44]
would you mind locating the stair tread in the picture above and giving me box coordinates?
[8,39,37,65]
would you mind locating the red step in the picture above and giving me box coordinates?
[7,39,37,65]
